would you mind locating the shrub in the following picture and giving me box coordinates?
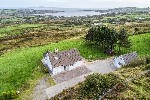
[77,73,122,99]
[40,64,49,73]
[1,90,19,99]
[145,64,150,70]
[145,55,150,64]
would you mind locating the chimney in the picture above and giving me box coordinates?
[54,48,58,53]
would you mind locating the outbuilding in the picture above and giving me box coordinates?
[114,51,138,68]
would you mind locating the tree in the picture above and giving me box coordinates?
[85,25,118,54]
[117,28,131,53]
[134,27,139,34]
[85,26,131,55]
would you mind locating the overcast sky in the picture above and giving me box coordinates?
[0,0,150,8]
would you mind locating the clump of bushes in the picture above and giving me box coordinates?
[77,73,122,99]
[145,64,150,70]
[1,90,20,99]
[145,55,150,64]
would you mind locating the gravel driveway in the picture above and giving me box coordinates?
[86,58,117,74]
[24,76,51,100]
[46,73,91,99]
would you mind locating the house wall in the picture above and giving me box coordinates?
[66,66,69,71]
[52,60,84,75]
[41,53,53,71]
[53,66,64,74]
[114,56,125,68]
[46,56,53,71]
[69,61,83,70]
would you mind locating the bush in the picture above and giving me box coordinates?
[40,64,49,73]
[145,64,150,70]
[77,73,122,99]
[1,90,19,99]
[145,55,150,64]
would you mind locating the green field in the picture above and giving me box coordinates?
[0,18,22,23]
[0,24,46,37]
[0,33,150,98]
[129,33,150,55]
[103,13,150,20]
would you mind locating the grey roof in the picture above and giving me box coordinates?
[48,48,83,68]
[122,51,138,64]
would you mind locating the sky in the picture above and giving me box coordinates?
[0,0,150,9]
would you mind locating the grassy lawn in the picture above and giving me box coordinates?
[0,38,107,98]
[0,33,149,98]
[128,33,150,55]
[115,33,150,55]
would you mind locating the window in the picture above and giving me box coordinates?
[118,62,122,65]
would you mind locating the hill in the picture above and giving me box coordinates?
[0,33,150,99]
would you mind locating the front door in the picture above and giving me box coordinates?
[64,66,66,71]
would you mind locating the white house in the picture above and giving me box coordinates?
[41,48,84,75]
